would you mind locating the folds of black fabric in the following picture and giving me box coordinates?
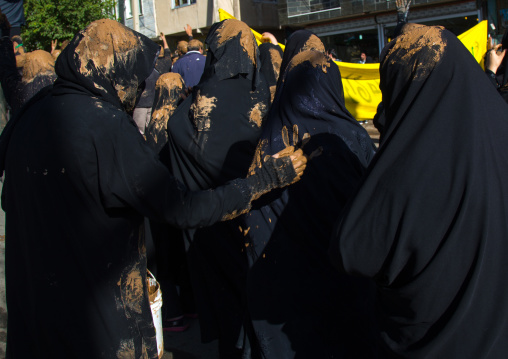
[165,19,271,355]
[331,24,508,358]
[0,20,250,359]
[242,49,378,359]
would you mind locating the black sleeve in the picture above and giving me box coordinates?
[96,114,251,228]
[0,37,22,110]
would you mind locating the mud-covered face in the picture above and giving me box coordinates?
[56,18,159,112]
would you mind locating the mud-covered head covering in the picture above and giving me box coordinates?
[378,23,446,140]
[278,30,325,84]
[17,50,55,83]
[252,49,375,174]
[54,19,159,113]
[145,72,186,155]
[166,19,270,191]
[258,42,283,103]
[203,19,261,88]
[242,49,377,358]
[330,24,508,357]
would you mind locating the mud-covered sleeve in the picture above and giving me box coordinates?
[96,114,252,228]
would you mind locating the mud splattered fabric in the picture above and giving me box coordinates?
[276,30,325,90]
[330,24,508,358]
[0,37,56,114]
[243,43,376,358]
[166,19,271,355]
[258,42,283,103]
[0,19,256,359]
[145,72,186,156]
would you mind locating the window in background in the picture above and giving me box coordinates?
[287,0,341,18]
[125,0,143,18]
[173,0,196,9]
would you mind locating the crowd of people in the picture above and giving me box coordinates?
[1,0,508,358]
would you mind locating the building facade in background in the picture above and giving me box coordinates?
[117,0,505,63]
[116,0,281,52]
[278,0,491,62]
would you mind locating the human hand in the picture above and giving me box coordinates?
[485,44,506,73]
[272,147,307,181]
[159,32,164,41]
[184,24,192,37]
[261,32,278,45]
[396,0,411,14]
[51,39,58,53]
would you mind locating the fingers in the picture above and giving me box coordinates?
[309,146,323,159]
[301,133,311,148]
[282,127,290,148]
[289,148,304,161]
[290,151,307,179]
[293,124,299,145]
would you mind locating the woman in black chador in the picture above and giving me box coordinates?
[330,23,508,358]
[0,19,305,359]
[242,32,377,358]
[166,19,272,357]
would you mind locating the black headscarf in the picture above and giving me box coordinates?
[53,19,158,113]
[145,72,186,156]
[258,42,283,103]
[0,38,56,114]
[276,29,325,90]
[167,18,270,190]
[330,23,508,358]
[0,19,259,359]
[165,19,271,351]
[154,46,172,74]
[242,47,377,358]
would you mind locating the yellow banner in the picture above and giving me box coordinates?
[341,21,487,120]
[218,8,488,121]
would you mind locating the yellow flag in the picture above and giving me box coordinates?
[458,20,488,69]
[336,62,381,121]
[217,8,488,121]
